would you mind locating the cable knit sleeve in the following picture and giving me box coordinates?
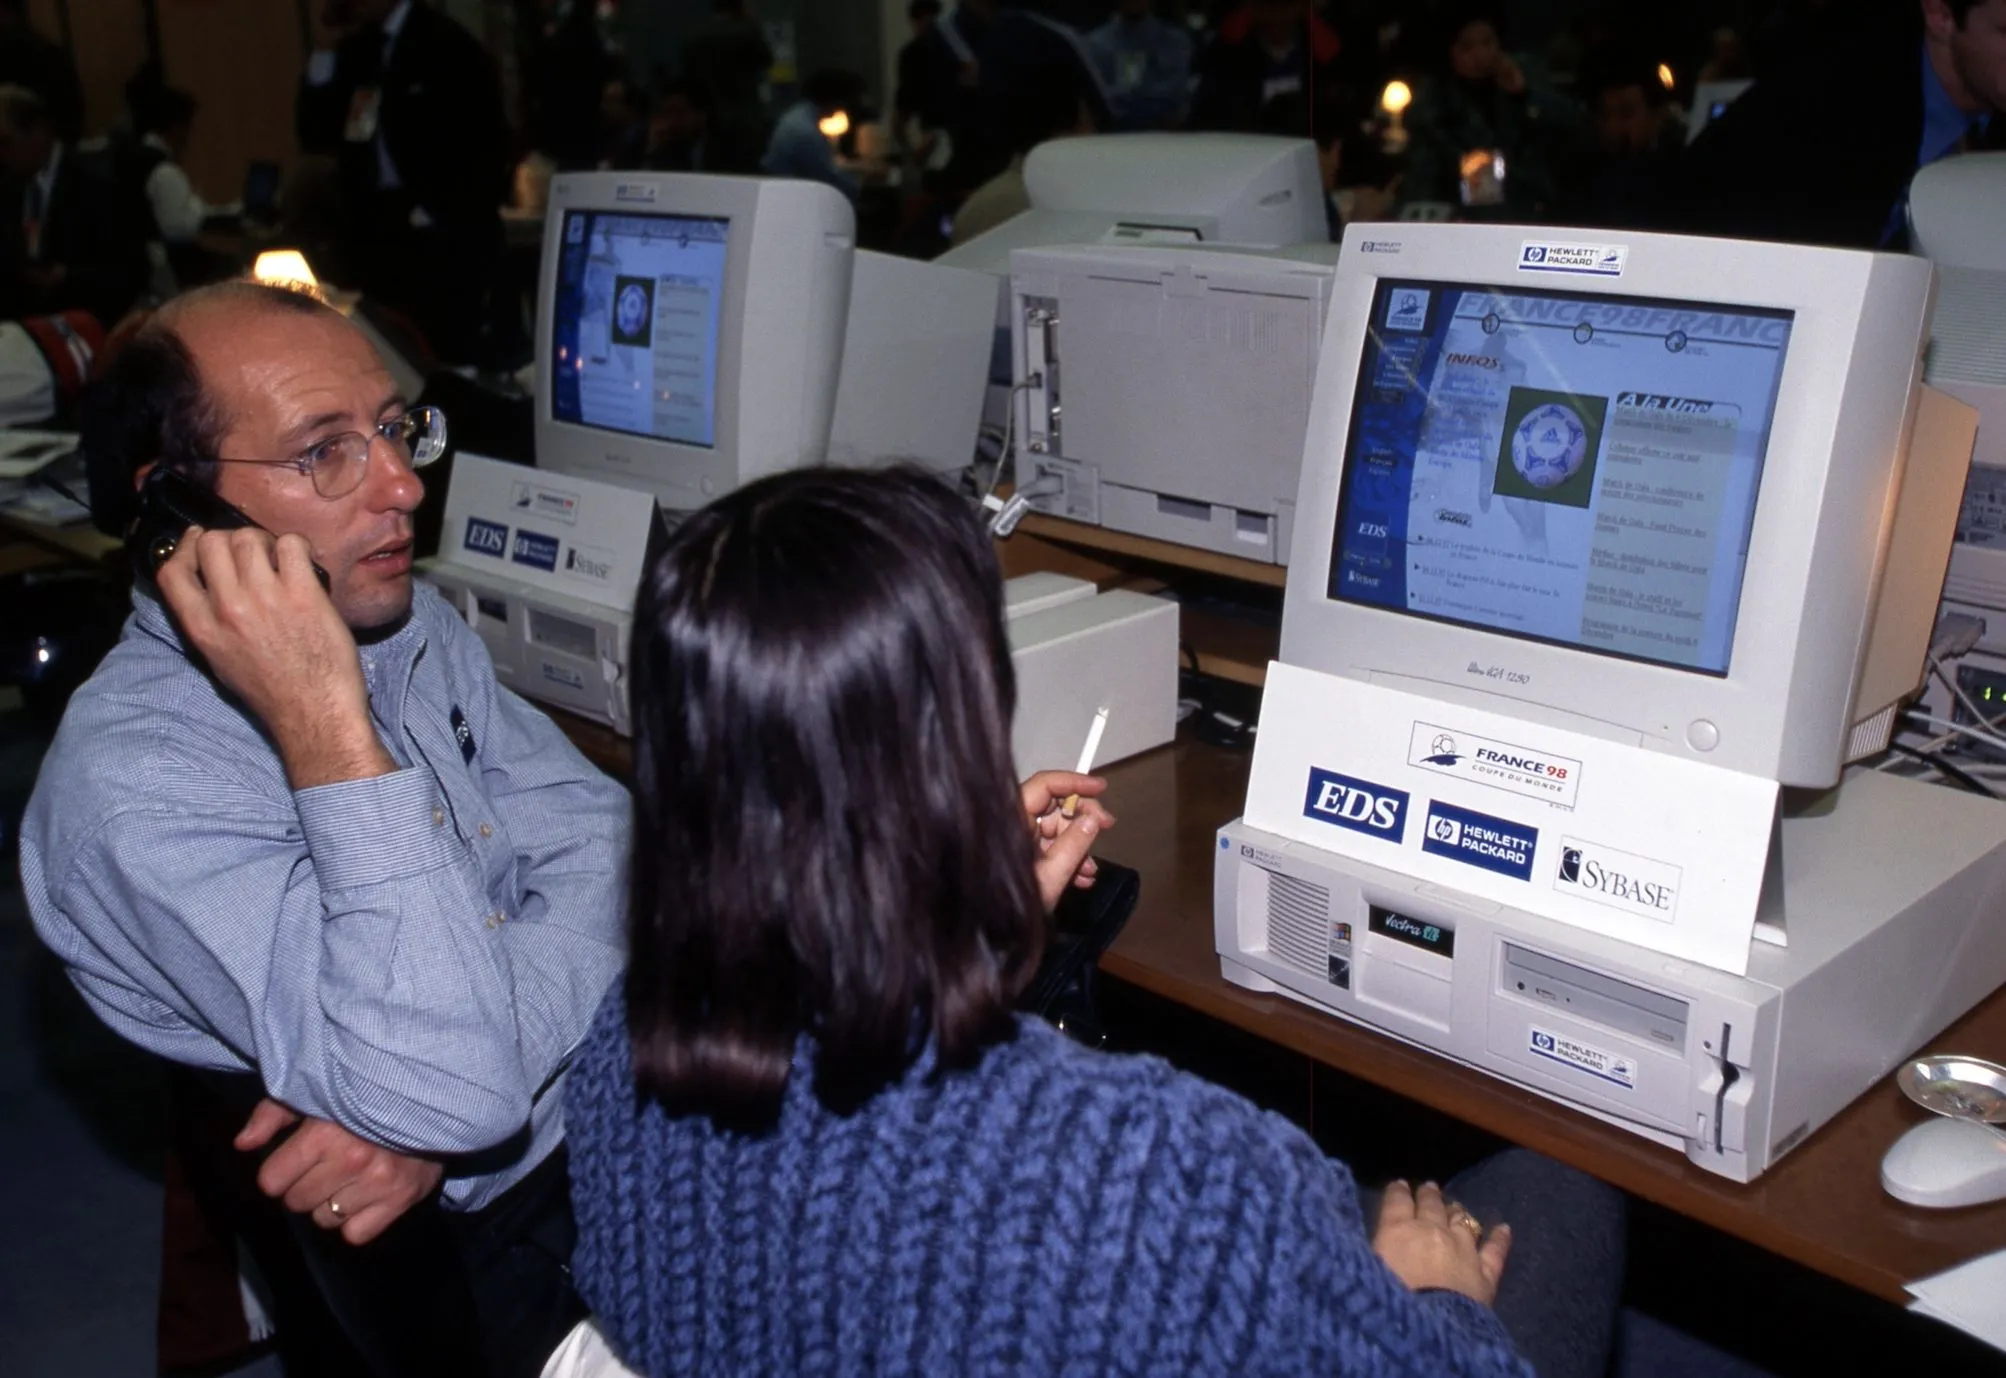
[1219,1097,1533,1378]
[563,1003,1538,1378]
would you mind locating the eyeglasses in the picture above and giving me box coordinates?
[205,405,448,499]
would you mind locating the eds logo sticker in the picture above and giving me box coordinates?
[1302,768,1410,843]
[463,517,508,557]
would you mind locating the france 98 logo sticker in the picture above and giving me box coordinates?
[1409,721,1581,809]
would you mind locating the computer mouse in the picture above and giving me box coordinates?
[1880,1117,2006,1208]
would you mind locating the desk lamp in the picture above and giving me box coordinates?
[1381,80,1412,154]
[251,249,323,301]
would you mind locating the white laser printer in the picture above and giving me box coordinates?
[1007,242,1342,565]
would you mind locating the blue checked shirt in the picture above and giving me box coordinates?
[20,582,630,1209]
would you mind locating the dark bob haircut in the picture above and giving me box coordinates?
[625,466,1046,1130]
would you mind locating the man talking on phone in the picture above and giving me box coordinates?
[19,280,629,1377]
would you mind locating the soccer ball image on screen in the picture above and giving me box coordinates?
[1509,402,1590,489]
[615,283,650,339]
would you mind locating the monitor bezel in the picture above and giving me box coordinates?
[1279,224,1932,788]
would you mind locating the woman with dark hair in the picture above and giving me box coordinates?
[552,467,1622,1378]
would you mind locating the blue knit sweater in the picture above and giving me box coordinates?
[567,995,1532,1378]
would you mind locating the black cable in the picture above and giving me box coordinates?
[1175,641,1257,751]
[1889,742,2000,799]
[32,472,91,516]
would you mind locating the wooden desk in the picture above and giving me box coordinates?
[1008,512,1289,591]
[1091,734,2006,1306]
[546,703,2006,1305]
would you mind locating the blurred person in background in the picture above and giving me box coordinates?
[1329,0,1408,98]
[1695,25,1751,84]
[1667,0,2006,248]
[893,0,951,172]
[1190,0,1343,132]
[645,77,713,172]
[761,68,867,204]
[950,61,1097,246]
[528,0,618,172]
[964,0,1110,190]
[126,83,231,246]
[907,0,999,193]
[0,86,150,326]
[682,0,773,173]
[0,0,79,139]
[297,0,511,363]
[1559,50,1684,228]
[595,76,647,169]
[122,77,236,295]
[1401,5,1584,219]
[1089,0,1195,130]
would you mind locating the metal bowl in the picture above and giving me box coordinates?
[1897,1055,2006,1124]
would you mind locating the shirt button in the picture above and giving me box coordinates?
[433,808,445,827]
[478,822,493,838]
[485,911,505,929]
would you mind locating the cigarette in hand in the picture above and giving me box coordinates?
[1062,706,1110,818]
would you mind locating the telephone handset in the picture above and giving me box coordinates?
[130,467,331,594]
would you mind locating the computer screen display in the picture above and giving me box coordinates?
[1329,279,1794,675]
[549,210,728,448]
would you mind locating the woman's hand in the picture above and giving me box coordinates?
[1020,770,1115,911]
[1371,1179,1512,1306]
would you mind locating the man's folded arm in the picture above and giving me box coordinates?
[59,773,554,1154]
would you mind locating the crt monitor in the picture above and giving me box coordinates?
[1911,152,2006,472]
[535,172,855,511]
[1279,223,1973,789]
